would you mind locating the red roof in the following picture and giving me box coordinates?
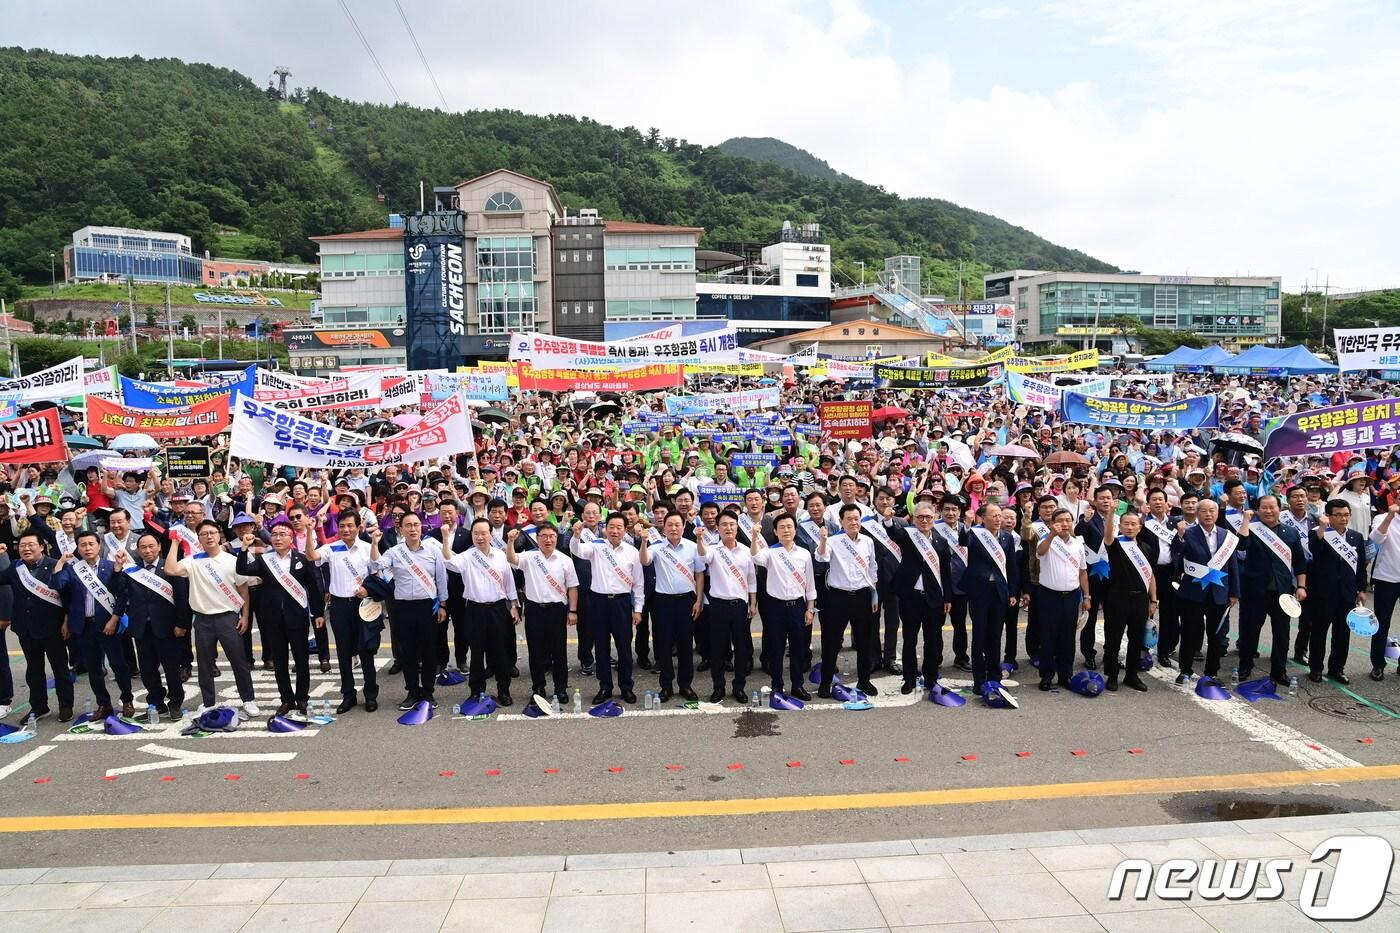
[603,220,704,235]
[310,227,404,241]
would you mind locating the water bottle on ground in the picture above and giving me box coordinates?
[1288,675,1298,696]
[21,713,37,736]
[760,685,772,705]
[750,689,760,706]
[572,688,582,713]
[550,695,561,715]
[146,704,159,726]
[916,673,926,691]
[1230,667,1239,687]
[83,697,94,720]
[644,690,654,710]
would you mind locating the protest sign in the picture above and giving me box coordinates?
[820,400,874,440]
[255,373,383,412]
[0,357,86,402]
[1334,326,1400,372]
[87,395,231,438]
[664,386,781,416]
[1006,371,1112,409]
[1263,399,1400,457]
[1007,350,1099,373]
[875,362,1004,389]
[516,363,683,392]
[0,409,68,463]
[84,365,118,398]
[165,445,211,479]
[510,328,740,368]
[1062,393,1218,430]
[686,363,765,377]
[121,365,255,408]
[698,484,746,505]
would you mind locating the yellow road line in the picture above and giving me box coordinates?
[4,763,1398,833]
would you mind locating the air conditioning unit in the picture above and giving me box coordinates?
[578,208,599,222]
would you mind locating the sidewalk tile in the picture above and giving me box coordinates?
[0,871,45,886]
[945,849,1046,879]
[568,849,741,870]
[993,919,1105,933]
[1229,814,1366,834]
[912,830,1083,854]
[139,904,258,933]
[362,873,462,901]
[646,889,782,933]
[1110,838,1215,862]
[211,859,390,879]
[769,860,864,888]
[266,875,373,904]
[37,864,218,883]
[856,855,954,883]
[743,841,917,863]
[885,924,992,933]
[1030,844,1124,872]
[775,883,885,932]
[0,882,99,911]
[239,901,353,933]
[341,898,450,933]
[1053,868,1182,915]
[551,867,644,896]
[389,855,564,875]
[1094,910,1212,933]
[442,896,548,933]
[542,892,644,933]
[867,878,986,926]
[41,906,159,932]
[1199,832,1307,859]
[962,873,1085,921]
[1078,821,1243,844]
[82,880,192,908]
[1191,900,1324,932]
[1278,829,1352,851]
[170,877,277,906]
[646,864,772,893]
[456,871,556,899]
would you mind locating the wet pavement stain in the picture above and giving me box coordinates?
[732,711,781,738]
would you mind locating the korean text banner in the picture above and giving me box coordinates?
[0,356,86,402]
[1062,393,1219,430]
[1007,350,1100,373]
[510,328,740,368]
[428,369,509,401]
[84,365,118,398]
[820,400,873,440]
[686,362,765,377]
[230,393,474,469]
[516,363,683,392]
[87,395,232,438]
[664,386,781,416]
[875,362,1004,389]
[121,365,255,408]
[1333,326,1400,372]
[924,346,1013,368]
[1005,371,1111,409]
[165,445,211,479]
[0,408,68,463]
[254,373,383,412]
[1263,399,1400,458]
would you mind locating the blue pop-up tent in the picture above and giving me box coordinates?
[1145,345,1203,371]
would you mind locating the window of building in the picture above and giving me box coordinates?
[605,298,698,319]
[484,191,523,212]
[585,251,592,262]
[559,252,567,263]
[603,246,696,271]
[586,302,594,315]
[796,273,818,287]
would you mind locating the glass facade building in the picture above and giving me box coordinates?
[476,235,538,334]
[68,246,203,285]
[697,293,829,324]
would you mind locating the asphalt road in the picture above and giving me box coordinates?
[3,624,1398,867]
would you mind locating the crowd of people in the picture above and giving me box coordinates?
[2,363,1398,726]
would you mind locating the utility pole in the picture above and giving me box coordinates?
[127,276,138,354]
[1321,274,1330,344]
[166,281,175,379]
[217,306,224,359]
[1089,291,1106,352]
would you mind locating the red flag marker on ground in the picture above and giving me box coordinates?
[295,773,311,779]
[160,776,175,782]
[1305,743,1322,751]
[786,761,802,768]
[960,754,977,762]
[438,770,456,777]
[1015,751,1031,758]
[1358,738,1374,745]
[1070,750,1087,757]
[485,769,501,776]
[225,774,241,780]
[607,766,624,773]
[727,763,744,771]
[33,777,51,784]
[664,764,683,771]
[838,758,856,765]
[544,768,559,774]
[101,775,116,782]
[1128,748,1145,755]
[893,756,910,763]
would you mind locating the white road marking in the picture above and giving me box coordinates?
[0,745,56,782]
[103,742,298,777]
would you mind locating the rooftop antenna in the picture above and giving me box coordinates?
[273,66,292,100]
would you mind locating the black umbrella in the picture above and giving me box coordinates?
[585,401,622,417]
[478,407,511,424]
[1211,432,1264,455]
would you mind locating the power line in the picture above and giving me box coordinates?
[338,0,401,104]
[394,0,450,111]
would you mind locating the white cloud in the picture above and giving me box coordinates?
[3,0,1395,289]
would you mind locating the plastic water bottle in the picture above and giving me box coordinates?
[760,685,772,706]
[83,697,94,720]
[21,713,36,736]
[644,690,654,710]
[180,706,190,726]
[842,660,852,681]
[1230,667,1239,687]
[916,673,926,691]
[550,695,561,715]
[572,688,582,713]
[146,704,159,726]
[1288,675,1298,696]
[750,689,760,706]
[320,698,332,718]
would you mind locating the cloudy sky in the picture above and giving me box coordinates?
[5,0,1396,291]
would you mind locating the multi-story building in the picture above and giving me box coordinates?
[994,270,1283,349]
[603,219,702,324]
[303,226,408,373]
[693,221,830,344]
[550,209,606,340]
[65,225,203,285]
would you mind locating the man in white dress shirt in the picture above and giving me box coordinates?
[306,511,379,714]
[371,513,448,711]
[506,522,578,702]
[638,512,704,702]
[444,517,520,704]
[571,513,645,705]
[752,513,817,700]
[815,503,880,697]
[697,512,758,704]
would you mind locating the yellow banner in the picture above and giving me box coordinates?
[686,363,765,377]
[1007,349,1100,373]
[924,346,1013,368]
[475,359,517,387]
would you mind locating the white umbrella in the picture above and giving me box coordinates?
[71,449,112,472]
[110,433,159,451]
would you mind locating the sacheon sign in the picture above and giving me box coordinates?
[403,211,466,372]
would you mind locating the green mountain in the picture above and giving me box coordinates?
[717,137,860,185]
[0,47,1117,302]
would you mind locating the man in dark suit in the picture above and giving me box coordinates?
[235,520,325,716]
[118,531,191,719]
[1170,500,1240,684]
[0,530,73,721]
[428,500,473,675]
[866,487,907,675]
[891,500,952,693]
[1075,484,1118,670]
[1236,495,1309,686]
[1307,498,1368,684]
[54,531,131,719]
[964,502,1021,693]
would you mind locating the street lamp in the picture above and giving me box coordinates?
[49,251,56,293]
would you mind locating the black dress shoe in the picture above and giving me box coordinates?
[1057,675,1071,688]
[886,660,903,676]
[1272,674,1291,687]
[1328,672,1351,685]
[1174,673,1188,685]
[496,692,513,707]
[657,688,673,702]
[364,700,378,712]
[180,664,192,682]
[319,662,333,675]
[1106,678,1119,692]
[955,660,973,673]
[681,688,698,701]
[1158,653,1175,668]
[211,664,222,677]
[1039,680,1052,691]
[856,681,879,696]
[262,659,275,671]
[511,666,521,678]
[900,680,916,695]
[398,695,418,711]
[592,689,611,705]
[1308,672,1323,683]
[1083,657,1098,671]
[732,687,748,704]
[276,702,292,717]
[791,686,812,701]
[696,658,711,672]
[336,698,357,714]
[621,690,638,704]
[724,661,734,672]
[817,684,832,699]
[1292,653,1307,665]
[1123,677,1149,692]
[636,655,653,671]
[1371,668,1385,682]
[580,664,595,676]
[386,660,402,675]
[709,688,727,703]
